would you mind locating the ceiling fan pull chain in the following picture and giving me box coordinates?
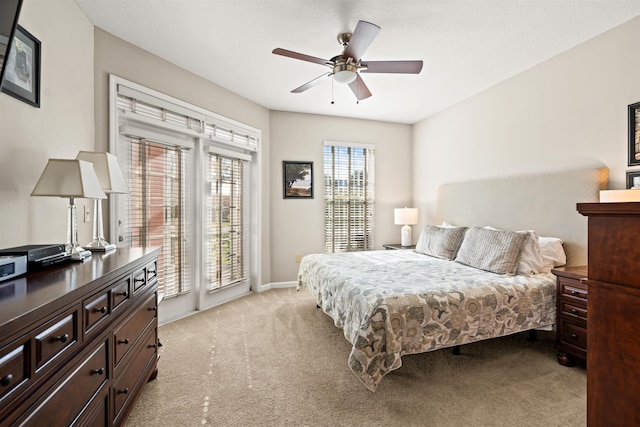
[331,78,335,104]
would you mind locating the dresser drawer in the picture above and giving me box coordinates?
[111,275,131,314]
[18,339,108,426]
[560,301,587,319]
[0,338,29,404]
[34,307,79,373]
[113,327,157,423]
[146,260,157,284]
[84,290,110,335]
[113,292,157,368]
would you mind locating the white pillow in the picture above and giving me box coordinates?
[440,221,457,228]
[517,230,547,275]
[538,236,566,268]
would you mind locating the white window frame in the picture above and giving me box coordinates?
[323,140,375,253]
[108,75,262,322]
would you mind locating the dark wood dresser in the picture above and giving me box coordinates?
[577,202,640,427]
[551,265,588,367]
[0,247,161,426]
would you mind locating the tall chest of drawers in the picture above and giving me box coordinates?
[0,247,161,426]
[577,202,640,426]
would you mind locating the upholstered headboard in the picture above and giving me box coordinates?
[436,168,608,267]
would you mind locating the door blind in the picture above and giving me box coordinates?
[119,136,193,298]
[324,143,375,252]
[206,153,248,291]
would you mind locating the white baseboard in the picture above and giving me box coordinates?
[257,281,297,292]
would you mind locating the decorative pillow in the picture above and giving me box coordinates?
[538,236,566,267]
[484,226,545,275]
[415,225,467,260]
[455,226,527,275]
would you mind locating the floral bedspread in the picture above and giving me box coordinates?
[297,250,556,391]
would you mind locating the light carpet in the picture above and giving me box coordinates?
[124,287,586,427]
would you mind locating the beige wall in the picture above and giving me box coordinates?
[413,16,640,228]
[269,111,412,282]
[0,0,94,248]
[92,28,272,285]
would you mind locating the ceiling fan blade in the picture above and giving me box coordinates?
[343,20,381,61]
[291,72,333,93]
[361,60,424,74]
[348,74,372,101]
[273,48,333,66]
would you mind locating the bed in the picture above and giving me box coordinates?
[297,167,608,391]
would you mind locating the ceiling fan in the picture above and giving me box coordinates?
[272,20,423,101]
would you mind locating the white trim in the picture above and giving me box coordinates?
[323,139,375,150]
[257,281,297,292]
[207,145,252,162]
[119,124,195,150]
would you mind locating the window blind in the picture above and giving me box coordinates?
[118,136,193,298]
[116,86,259,151]
[206,153,248,291]
[323,143,375,252]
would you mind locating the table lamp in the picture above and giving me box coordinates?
[76,151,129,252]
[31,159,107,261]
[394,207,418,247]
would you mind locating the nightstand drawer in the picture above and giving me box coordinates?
[561,321,587,351]
[561,301,587,319]
[560,283,587,301]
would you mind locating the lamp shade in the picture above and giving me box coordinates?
[76,151,129,194]
[599,189,640,202]
[31,159,107,199]
[394,207,418,225]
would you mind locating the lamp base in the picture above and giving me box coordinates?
[85,239,116,252]
[68,247,92,261]
[401,224,413,247]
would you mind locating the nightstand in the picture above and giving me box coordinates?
[551,265,588,367]
[383,243,416,250]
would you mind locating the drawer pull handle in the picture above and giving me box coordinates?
[148,306,157,311]
[570,309,578,315]
[149,344,157,349]
[117,291,129,298]
[134,278,145,283]
[119,338,130,345]
[55,333,69,343]
[118,388,129,395]
[571,333,578,339]
[570,290,578,296]
[0,374,12,387]
[92,368,105,376]
[95,306,107,314]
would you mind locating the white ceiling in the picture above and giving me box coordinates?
[75,0,640,124]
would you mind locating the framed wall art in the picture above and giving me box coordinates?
[1,25,41,107]
[626,170,640,189]
[283,161,313,199]
[628,101,640,166]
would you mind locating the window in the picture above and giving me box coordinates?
[323,141,375,252]
[110,76,261,317]
[206,152,249,291]
[118,136,193,298]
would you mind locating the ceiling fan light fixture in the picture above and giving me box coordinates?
[333,63,358,84]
